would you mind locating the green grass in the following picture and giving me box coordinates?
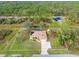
[0,28,41,56]
[4,28,41,56]
[48,48,79,55]
[48,48,68,54]
[50,37,61,49]
[9,39,41,56]
[68,49,79,54]
[0,28,20,55]
[0,31,16,50]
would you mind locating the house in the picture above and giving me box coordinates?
[30,30,47,42]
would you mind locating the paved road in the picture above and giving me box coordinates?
[0,54,78,57]
[32,54,79,57]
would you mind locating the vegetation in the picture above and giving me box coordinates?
[0,2,79,24]
[48,48,68,54]
[0,30,12,41]
[48,16,79,54]
[0,1,79,56]
[0,18,27,24]
[8,29,41,56]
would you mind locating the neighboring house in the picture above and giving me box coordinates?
[53,16,62,23]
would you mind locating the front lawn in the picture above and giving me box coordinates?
[5,30,41,57]
[48,48,79,55]
[48,48,68,54]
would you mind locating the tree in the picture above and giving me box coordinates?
[58,29,76,49]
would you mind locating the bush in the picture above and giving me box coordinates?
[50,38,61,48]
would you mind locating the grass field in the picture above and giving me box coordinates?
[0,25,41,56]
